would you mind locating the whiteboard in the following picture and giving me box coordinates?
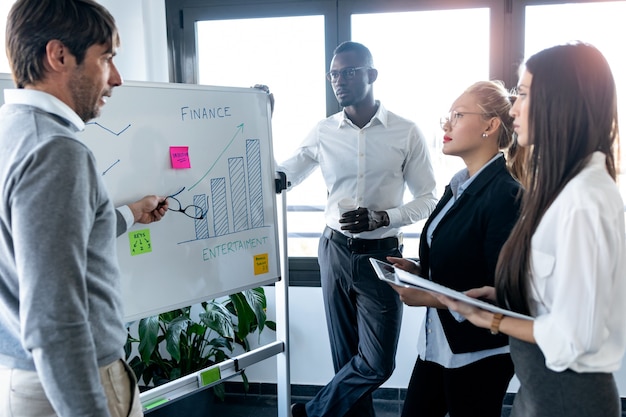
[0,74,281,321]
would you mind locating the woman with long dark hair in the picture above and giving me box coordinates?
[436,42,626,417]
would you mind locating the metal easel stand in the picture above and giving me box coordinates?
[275,171,291,417]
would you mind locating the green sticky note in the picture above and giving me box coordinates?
[129,229,152,256]
[198,367,221,387]
[144,398,168,410]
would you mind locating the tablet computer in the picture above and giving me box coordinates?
[368,257,409,287]
[369,257,533,321]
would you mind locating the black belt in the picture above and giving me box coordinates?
[322,226,401,253]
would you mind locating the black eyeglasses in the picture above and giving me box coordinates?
[166,187,205,220]
[326,66,371,82]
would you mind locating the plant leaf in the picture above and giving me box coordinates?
[241,370,249,392]
[244,287,268,332]
[212,382,225,401]
[230,292,254,341]
[138,316,160,363]
[160,308,189,324]
[208,336,233,351]
[165,316,190,362]
[200,301,234,339]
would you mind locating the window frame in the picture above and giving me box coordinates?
[163,0,626,285]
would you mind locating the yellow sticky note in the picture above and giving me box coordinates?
[129,229,152,256]
[253,253,269,275]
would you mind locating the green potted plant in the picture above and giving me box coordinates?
[124,287,275,400]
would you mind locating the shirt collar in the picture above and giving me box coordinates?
[3,88,85,132]
[336,100,387,129]
[451,152,504,198]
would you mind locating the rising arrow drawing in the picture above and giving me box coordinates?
[188,123,244,191]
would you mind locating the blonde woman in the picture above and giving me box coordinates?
[389,80,524,417]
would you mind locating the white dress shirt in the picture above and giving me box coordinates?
[277,101,437,239]
[531,152,626,373]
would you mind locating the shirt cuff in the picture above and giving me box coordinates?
[533,314,572,372]
[451,310,466,323]
[117,205,135,230]
[386,208,402,228]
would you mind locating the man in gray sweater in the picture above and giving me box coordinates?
[0,1,168,416]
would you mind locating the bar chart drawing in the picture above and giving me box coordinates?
[229,156,249,232]
[211,178,229,237]
[247,139,264,228]
[193,194,209,239]
[178,138,267,244]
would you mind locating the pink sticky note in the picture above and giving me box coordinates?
[170,146,191,169]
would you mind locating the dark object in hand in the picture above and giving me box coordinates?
[339,207,389,233]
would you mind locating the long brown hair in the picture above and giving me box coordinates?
[495,42,620,315]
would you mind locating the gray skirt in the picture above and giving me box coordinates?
[510,337,620,417]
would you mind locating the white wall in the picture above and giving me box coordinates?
[96,0,169,82]
[244,287,425,389]
[0,0,168,82]
[3,0,626,396]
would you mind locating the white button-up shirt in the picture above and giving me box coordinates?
[530,152,626,373]
[277,101,437,239]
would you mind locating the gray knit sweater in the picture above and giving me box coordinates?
[0,93,126,417]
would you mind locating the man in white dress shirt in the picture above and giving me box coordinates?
[279,41,437,417]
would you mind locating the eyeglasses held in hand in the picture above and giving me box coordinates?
[166,187,205,220]
[326,66,371,82]
[440,111,486,129]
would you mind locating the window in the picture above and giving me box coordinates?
[190,4,491,258]
[522,1,626,196]
[196,15,327,257]
[166,0,626,267]
[0,1,15,74]
[351,7,490,256]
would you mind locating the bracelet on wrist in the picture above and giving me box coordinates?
[490,313,504,335]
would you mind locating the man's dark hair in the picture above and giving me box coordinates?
[6,0,119,88]
[333,41,374,67]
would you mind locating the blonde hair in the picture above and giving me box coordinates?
[464,80,528,182]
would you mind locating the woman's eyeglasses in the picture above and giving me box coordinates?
[439,111,486,129]
[166,187,205,220]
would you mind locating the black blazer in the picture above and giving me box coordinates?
[419,156,522,354]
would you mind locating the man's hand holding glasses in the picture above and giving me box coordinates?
[128,195,169,224]
[165,187,206,220]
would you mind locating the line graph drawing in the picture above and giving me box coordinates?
[102,159,121,176]
[188,123,244,191]
[81,114,268,246]
[86,121,131,136]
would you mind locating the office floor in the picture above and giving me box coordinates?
[146,382,626,417]
[145,383,521,417]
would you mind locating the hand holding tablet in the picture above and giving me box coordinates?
[369,258,533,321]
